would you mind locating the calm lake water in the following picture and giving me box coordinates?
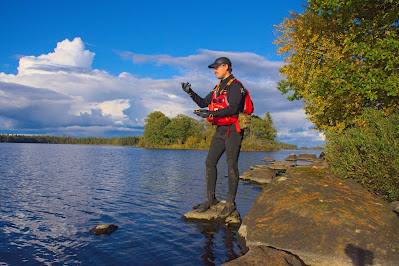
[0,143,322,265]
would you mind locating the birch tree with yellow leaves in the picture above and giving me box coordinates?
[275,0,399,131]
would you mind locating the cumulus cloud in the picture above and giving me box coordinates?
[0,37,323,146]
[17,37,95,75]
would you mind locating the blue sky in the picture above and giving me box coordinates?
[0,0,325,147]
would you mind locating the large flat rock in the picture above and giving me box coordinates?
[238,168,399,265]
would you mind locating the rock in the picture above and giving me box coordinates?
[319,151,325,159]
[250,165,267,170]
[223,246,305,266]
[262,157,275,162]
[267,161,293,175]
[182,201,241,225]
[89,224,118,236]
[285,153,298,161]
[390,201,399,215]
[238,168,399,265]
[308,159,328,169]
[272,161,292,167]
[240,166,276,184]
[297,153,318,161]
[240,162,294,184]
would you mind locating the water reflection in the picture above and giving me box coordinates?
[195,223,240,266]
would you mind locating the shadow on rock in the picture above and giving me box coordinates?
[345,244,374,266]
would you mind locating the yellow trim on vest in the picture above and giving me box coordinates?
[212,78,236,94]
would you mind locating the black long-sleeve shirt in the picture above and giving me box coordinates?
[189,74,245,117]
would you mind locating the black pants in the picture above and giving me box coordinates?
[205,124,244,204]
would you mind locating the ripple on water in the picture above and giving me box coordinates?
[0,143,323,265]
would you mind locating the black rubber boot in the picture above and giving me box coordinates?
[219,166,239,218]
[195,169,218,213]
[227,166,239,202]
[219,202,236,219]
[196,197,218,213]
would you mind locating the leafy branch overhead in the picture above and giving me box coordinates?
[274,0,399,131]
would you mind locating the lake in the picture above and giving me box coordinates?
[0,143,322,265]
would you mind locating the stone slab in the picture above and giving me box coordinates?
[182,201,242,225]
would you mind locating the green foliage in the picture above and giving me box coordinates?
[164,114,202,144]
[311,146,325,150]
[246,112,277,141]
[277,142,298,150]
[141,111,280,151]
[142,111,171,146]
[275,0,399,131]
[242,112,279,151]
[325,109,399,202]
[141,111,207,148]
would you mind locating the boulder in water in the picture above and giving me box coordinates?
[285,153,298,161]
[89,224,118,236]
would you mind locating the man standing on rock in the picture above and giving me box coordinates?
[181,57,247,219]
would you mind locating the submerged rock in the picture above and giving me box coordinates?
[89,224,118,236]
[238,168,399,265]
[182,201,241,225]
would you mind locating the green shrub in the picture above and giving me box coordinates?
[325,109,399,202]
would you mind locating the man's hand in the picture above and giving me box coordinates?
[194,109,213,118]
[181,82,192,93]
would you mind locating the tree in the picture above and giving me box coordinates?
[274,0,399,131]
[163,114,202,144]
[248,112,277,141]
[143,111,170,146]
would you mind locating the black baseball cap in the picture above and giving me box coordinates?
[208,57,232,69]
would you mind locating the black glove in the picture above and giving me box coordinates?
[194,109,214,118]
[181,82,192,94]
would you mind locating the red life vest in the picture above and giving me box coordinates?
[207,78,254,133]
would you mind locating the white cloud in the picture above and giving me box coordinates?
[18,37,94,75]
[0,37,324,146]
[270,109,325,147]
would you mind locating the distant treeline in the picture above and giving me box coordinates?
[0,134,141,146]
[276,143,324,150]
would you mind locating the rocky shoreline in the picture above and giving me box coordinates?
[181,153,399,265]
[227,153,399,265]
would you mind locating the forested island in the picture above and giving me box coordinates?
[139,111,282,151]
